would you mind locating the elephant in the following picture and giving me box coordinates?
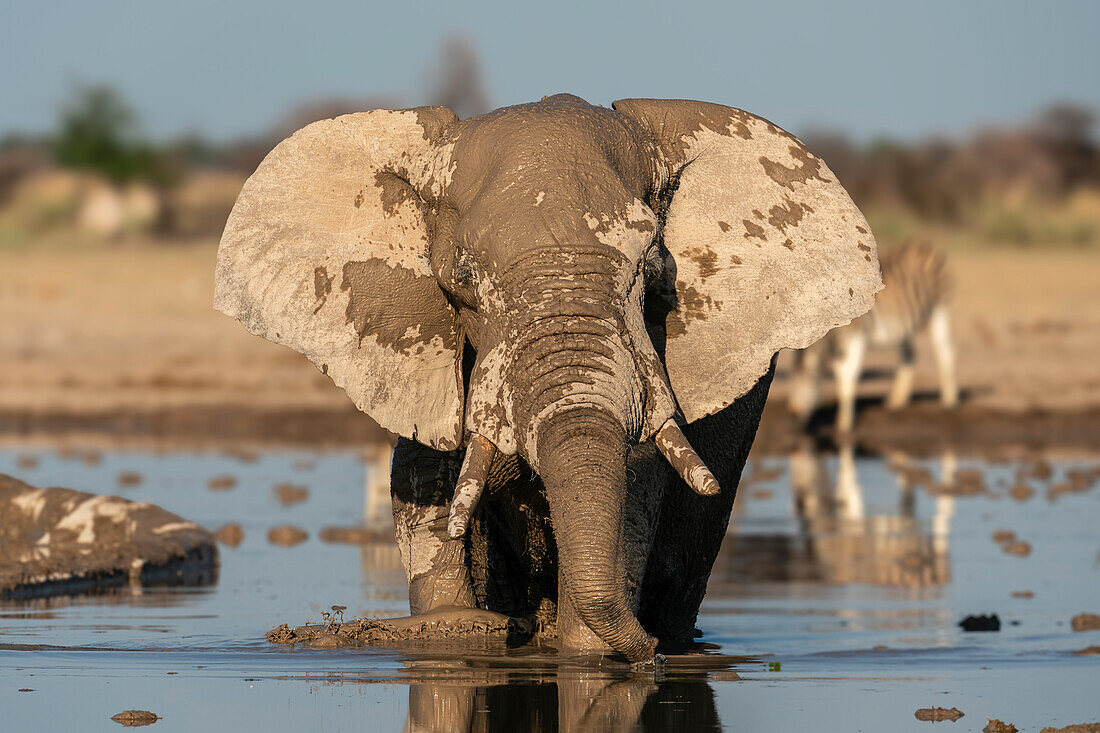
[214,94,881,663]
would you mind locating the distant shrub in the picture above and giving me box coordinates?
[52,85,173,187]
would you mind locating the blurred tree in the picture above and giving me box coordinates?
[431,36,490,120]
[52,84,172,186]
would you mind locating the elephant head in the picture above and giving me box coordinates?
[214,94,881,662]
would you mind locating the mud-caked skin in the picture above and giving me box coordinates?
[215,94,882,662]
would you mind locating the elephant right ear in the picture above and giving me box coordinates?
[613,98,883,425]
[214,108,466,450]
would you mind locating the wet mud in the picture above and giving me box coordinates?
[266,525,307,547]
[915,706,964,722]
[111,710,160,727]
[267,607,531,648]
[213,522,244,547]
[273,482,309,505]
[984,720,1018,733]
[1070,613,1100,632]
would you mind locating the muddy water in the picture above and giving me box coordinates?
[1,445,1098,731]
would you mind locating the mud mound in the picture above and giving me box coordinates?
[268,607,532,648]
[111,710,161,726]
[0,473,217,600]
[915,706,964,722]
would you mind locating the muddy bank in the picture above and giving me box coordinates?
[267,607,530,648]
[3,399,1100,457]
[0,473,217,600]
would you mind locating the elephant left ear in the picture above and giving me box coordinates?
[613,98,883,424]
[214,108,466,450]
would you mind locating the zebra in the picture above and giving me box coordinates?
[788,240,958,432]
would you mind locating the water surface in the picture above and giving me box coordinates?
[1,445,1097,731]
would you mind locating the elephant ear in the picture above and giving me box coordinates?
[214,108,466,450]
[613,98,882,424]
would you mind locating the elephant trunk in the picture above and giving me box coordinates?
[496,245,654,662]
[536,407,655,663]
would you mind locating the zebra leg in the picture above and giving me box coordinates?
[886,339,916,409]
[832,331,866,434]
[788,343,822,423]
[929,305,959,408]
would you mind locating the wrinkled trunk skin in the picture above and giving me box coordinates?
[535,407,655,663]
[496,247,655,662]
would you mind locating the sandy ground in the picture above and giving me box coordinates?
[1,239,1098,449]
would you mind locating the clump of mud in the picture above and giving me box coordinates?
[1048,467,1100,501]
[267,607,532,648]
[214,523,244,548]
[117,471,143,488]
[1039,725,1100,733]
[273,483,309,505]
[207,475,237,491]
[984,720,1018,733]
[1011,590,1035,599]
[992,530,1031,557]
[1008,481,1035,501]
[267,525,307,547]
[1071,613,1100,632]
[1002,541,1032,557]
[1073,646,1100,655]
[110,710,160,726]
[915,706,964,722]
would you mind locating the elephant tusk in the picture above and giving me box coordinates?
[447,433,497,538]
[654,419,720,496]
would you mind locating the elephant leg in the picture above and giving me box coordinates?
[390,437,476,613]
[638,360,775,644]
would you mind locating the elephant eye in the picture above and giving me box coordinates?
[453,249,478,287]
[454,260,475,285]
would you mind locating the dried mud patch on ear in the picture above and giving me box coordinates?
[683,246,719,281]
[758,145,828,190]
[313,266,333,314]
[340,259,457,355]
[373,170,420,218]
[742,219,767,241]
[766,198,812,232]
[665,284,721,338]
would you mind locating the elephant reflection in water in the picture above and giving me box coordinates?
[713,442,955,588]
[358,441,406,594]
[402,673,720,733]
[787,441,955,587]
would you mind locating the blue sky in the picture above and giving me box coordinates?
[2,0,1097,142]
